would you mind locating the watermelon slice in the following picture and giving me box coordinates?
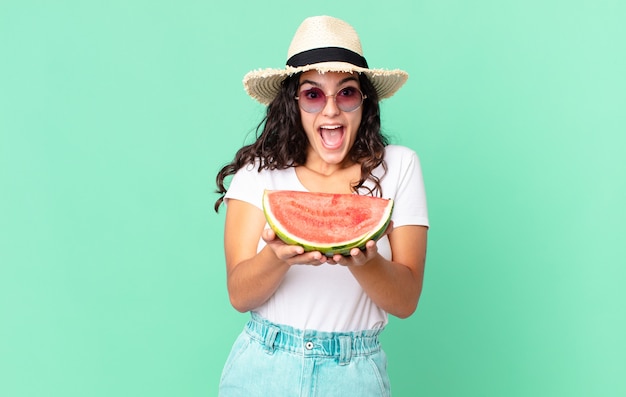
[262,190,394,256]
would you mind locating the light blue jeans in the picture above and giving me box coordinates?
[219,313,391,397]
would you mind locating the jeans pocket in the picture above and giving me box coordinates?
[219,332,252,385]
[366,349,391,397]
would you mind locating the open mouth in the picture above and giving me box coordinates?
[319,125,345,150]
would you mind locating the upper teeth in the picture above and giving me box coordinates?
[321,125,341,129]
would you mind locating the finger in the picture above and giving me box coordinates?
[262,228,277,242]
[292,245,305,256]
[289,250,325,266]
[273,243,304,262]
[350,247,365,260]
[364,240,377,252]
[350,244,375,266]
[309,251,323,262]
[289,251,324,265]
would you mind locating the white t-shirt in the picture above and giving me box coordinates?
[224,145,429,332]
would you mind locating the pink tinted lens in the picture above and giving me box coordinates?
[299,87,326,112]
[335,87,361,111]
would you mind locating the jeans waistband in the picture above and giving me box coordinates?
[245,313,383,365]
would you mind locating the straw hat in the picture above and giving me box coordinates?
[243,16,409,105]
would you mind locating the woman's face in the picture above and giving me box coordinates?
[297,70,363,168]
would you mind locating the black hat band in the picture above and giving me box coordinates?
[286,47,369,68]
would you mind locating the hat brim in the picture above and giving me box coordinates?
[243,62,408,105]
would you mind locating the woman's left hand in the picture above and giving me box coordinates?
[326,221,393,266]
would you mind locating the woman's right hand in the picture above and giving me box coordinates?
[262,228,328,266]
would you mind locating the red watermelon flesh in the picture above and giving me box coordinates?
[262,190,394,256]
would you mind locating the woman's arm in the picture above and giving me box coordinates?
[224,199,329,312]
[332,225,428,318]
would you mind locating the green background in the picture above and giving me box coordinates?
[1,0,624,396]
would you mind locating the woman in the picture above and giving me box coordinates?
[215,16,429,397]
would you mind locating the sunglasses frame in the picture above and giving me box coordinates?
[295,86,367,113]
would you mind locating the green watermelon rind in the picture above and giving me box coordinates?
[263,190,394,257]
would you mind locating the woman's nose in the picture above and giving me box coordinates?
[321,94,341,116]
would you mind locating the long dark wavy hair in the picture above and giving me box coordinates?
[214,72,388,212]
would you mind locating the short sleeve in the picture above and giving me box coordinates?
[224,162,265,210]
[386,147,429,228]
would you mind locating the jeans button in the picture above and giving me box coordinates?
[305,341,314,350]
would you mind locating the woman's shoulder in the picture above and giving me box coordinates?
[385,144,417,155]
[384,144,419,162]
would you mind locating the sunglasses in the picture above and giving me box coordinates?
[295,86,366,113]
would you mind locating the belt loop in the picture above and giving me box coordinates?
[264,325,279,354]
[338,335,352,365]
